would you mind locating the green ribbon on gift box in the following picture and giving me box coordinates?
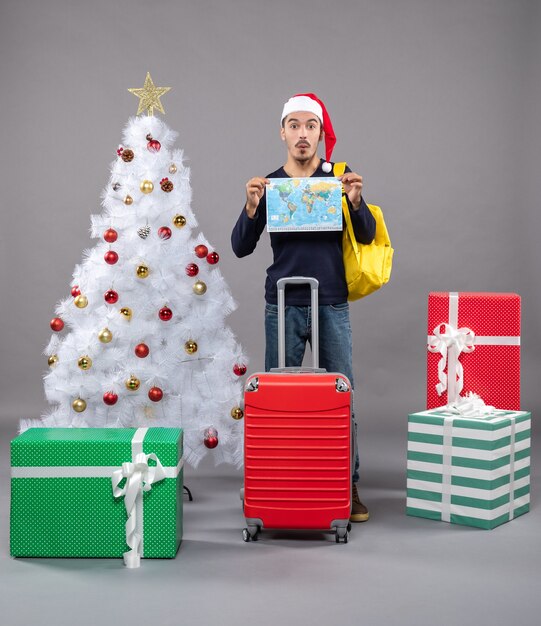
[11,427,183,568]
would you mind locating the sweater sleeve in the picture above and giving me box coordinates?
[231,196,267,258]
[347,196,376,244]
[341,164,376,244]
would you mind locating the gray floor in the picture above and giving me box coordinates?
[1,419,540,626]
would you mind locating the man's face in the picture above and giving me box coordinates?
[281,111,323,163]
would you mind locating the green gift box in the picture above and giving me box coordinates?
[407,408,531,529]
[11,427,183,565]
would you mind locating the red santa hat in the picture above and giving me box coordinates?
[281,93,336,173]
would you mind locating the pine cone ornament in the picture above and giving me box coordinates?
[160,177,174,192]
[121,148,134,162]
[137,225,151,239]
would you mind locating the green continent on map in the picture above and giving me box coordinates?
[302,193,316,213]
[276,181,295,203]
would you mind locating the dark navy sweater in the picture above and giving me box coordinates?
[231,160,376,305]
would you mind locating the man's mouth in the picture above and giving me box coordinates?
[296,143,309,149]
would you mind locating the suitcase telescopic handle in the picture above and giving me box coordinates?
[276,277,319,369]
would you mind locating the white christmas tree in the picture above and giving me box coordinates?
[27,74,248,468]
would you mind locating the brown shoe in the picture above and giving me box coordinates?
[350,484,370,522]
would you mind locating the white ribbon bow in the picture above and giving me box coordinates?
[446,391,495,417]
[427,323,476,398]
[112,452,166,569]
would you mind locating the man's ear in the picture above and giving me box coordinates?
[280,126,286,141]
[319,129,324,143]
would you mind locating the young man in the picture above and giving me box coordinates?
[231,93,375,522]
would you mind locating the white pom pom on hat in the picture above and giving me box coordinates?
[281,93,336,173]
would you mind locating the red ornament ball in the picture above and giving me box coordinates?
[71,285,81,297]
[158,226,172,240]
[204,427,219,449]
[159,306,173,321]
[185,263,199,277]
[104,289,119,304]
[204,436,219,449]
[195,244,208,259]
[50,317,64,332]
[233,363,247,376]
[135,343,150,358]
[206,251,220,265]
[147,139,161,153]
[103,391,118,406]
[103,228,118,243]
[104,250,119,265]
[148,386,163,402]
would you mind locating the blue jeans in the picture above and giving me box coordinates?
[264,302,360,483]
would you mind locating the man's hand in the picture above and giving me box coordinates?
[245,177,270,218]
[339,172,363,210]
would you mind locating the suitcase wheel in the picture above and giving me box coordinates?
[335,527,349,544]
[242,526,260,542]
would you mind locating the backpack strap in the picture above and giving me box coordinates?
[333,162,360,258]
[333,161,347,177]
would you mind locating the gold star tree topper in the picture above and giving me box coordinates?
[128,72,171,116]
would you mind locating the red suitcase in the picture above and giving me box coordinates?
[242,277,352,543]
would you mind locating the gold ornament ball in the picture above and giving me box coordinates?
[98,327,113,343]
[124,194,133,205]
[184,340,198,354]
[193,280,207,296]
[78,355,92,370]
[74,294,88,309]
[120,307,132,321]
[72,398,87,413]
[140,180,154,194]
[48,354,59,367]
[136,264,150,279]
[169,163,177,174]
[173,214,186,228]
[230,407,244,420]
[126,375,141,391]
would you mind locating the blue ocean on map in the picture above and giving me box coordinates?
[266,177,343,232]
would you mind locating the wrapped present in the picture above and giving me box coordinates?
[427,292,520,409]
[10,427,183,567]
[407,407,531,529]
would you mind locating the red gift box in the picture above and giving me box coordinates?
[427,292,521,410]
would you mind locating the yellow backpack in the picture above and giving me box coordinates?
[334,162,393,300]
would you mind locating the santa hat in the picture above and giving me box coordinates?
[281,93,336,173]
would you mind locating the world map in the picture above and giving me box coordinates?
[266,177,343,232]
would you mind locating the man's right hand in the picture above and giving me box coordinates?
[245,177,270,219]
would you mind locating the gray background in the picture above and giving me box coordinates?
[0,1,540,625]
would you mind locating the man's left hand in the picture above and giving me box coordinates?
[339,172,363,210]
